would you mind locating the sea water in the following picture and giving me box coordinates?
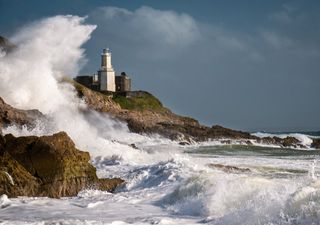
[1,133,320,225]
[1,15,320,225]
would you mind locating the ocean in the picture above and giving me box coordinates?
[1,15,320,225]
[1,131,320,225]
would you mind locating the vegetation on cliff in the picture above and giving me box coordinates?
[113,91,166,111]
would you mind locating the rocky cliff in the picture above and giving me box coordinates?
[71,79,250,142]
[71,80,316,149]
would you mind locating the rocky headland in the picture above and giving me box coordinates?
[0,35,319,199]
[1,34,318,150]
[71,79,320,149]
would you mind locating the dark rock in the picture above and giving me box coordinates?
[179,141,190,146]
[221,140,232,144]
[126,118,147,133]
[129,143,139,149]
[258,136,275,145]
[282,136,300,147]
[95,178,124,191]
[0,132,124,198]
[207,125,254,139]
[208,163,251,173]
[0,135,5,152]
[259,136,301,148]
[0,151,40,197]
[273,136,282,143]
[0,36,15,53]
[311,139,320,149]
[0,97,45,130]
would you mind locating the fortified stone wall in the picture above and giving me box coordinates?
[115,73,131,92]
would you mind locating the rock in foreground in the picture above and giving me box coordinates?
[0,132,123,198]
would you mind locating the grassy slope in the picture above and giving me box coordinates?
[112,92,166,112]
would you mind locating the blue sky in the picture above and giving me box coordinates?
[1,0,320,131]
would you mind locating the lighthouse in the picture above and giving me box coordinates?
[74,48,131,92]
[98,48,115,92]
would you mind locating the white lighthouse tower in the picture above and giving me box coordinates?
[98,48,115,92]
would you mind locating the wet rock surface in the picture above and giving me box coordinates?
[257,136,302,148]
[208,163,251,173]
[0,132,124,198]
[0,36,15,53]
[311,139,320,149]
[0,97,45,130]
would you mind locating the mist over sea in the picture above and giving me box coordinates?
[1,15,320,225]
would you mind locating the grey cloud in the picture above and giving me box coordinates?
[82,6,320,131]
[260,30,294,49]
[268,3,300,24]
[94,6,200,46]
[269,11,293,24]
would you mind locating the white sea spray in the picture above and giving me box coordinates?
[0,15,320,225]
[0,15,177,165]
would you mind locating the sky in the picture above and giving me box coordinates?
[1,0,320,132]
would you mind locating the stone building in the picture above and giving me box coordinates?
[116,72,131,92]
[75,48,131,93]
[74,75,99,91]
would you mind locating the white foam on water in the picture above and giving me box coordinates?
[0,14,183,167]
[1,15,320,225]
[0,195,11,209]
[253,132,316,148]
[1,146,320,224]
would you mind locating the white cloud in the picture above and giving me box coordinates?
[97,6,132,19]
[94,6,200,46]
[81,5,320,130]
[215,35,247,51]
[260,30,294,49]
